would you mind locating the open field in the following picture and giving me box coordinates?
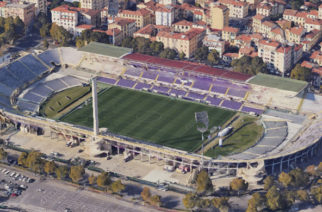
[61,86,235,152]
[205,116,263,158]
[40,86,91,118]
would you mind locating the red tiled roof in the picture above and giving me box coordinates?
[283,9,297,16]
[223,26,239,34]
[276,46,292,54]
[120,8,152,16]
[308,10,318,17]
[262,21,276,28]
[219,0,248,7]
[157,28,205,40]
[259,39,280,48]
[0,2,7,7]
[289,27,305,36]
[301,61,315,69]
[105,28,121,36]
[123,53,251,81]
[296,11,308,18]
[310,51,322,61]
[76,24,94,29]
[173,20,193,27]
[312,67,322,76]
[253,14,266,21]
[305,18,322,25]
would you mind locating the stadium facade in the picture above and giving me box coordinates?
[0,43,321,184]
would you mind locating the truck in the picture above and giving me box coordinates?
[123,151,132,162]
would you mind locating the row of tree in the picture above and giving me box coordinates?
[231,55,268,75]
[247,163,322,211]
[0,16,25,46]
[141,187,162,207]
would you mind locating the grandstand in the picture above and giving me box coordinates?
[17,75,85,113]
[37,49,61,67]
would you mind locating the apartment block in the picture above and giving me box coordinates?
[219,0,249,18]
[108,17,136,38]
[222,26,239,43]
[80,0,108,10]
[118,8,154,30]
[0,2,35,25]
[202,34,225,57]
[209,3,229,30]
[155,5,174,26]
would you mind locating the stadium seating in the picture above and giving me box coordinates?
[19,54,48,75]
[157,72,175,84]
[241,106,263,115]
[187,92,205,100]
[30,84,53,97]
[117,79,136,88]
[221,100,242,110]
[0,95,11,108]
[22,92,46,104]
[45,79,67,91]
[206,96,222,106]
[97,77,117,85]
[0,67,23,90]
[212,86,227,94]
[193,80,211,91]
[134,82,151,90]
[152,85,170,94]
[38,49,61,67]
[17,100,38,112]
[142,71,157,80]
[60,47,84,66]
[227,88,247,98]
[7,61,36,84]
[169,88,186,97]
[0,83,14,97]
[124,68,142,77]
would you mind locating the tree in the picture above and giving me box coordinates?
[96,172,111,188]
[284,191,296,208]
[18,152,28,167]
[194,46,209,61]
[141,187,151,202]
[150,195,161,207]
[150,41,164,56]
[110,180,125,194]
[266,185,286,211]
[306,165,317,176]
[121,36,134,48]
[50,23,72,46]
[207,49,220,65]
[311,185,322,204]
[196,170,213,194]
[0,148,7,161]
[43,39,49,49]
[289,168,309,187]
[182,192,198,209]
[290,64,311,81]
[76,38,85,48]
[25,151,44,173]
[69,165,85,183]
[296,190,309,202]
[232,56,267,75]
[247,192,265,212]
[212,197,229,210]
[278,171,292,188]
[263,176,274,190]
[197,198,211,209]
[40,24,50,38]
[230,178,248,195]
[44,161,56,175]
[13,17,25,36]
[159,48,177,59]
[290,0,304,10]
[55,165,69,180]
[179,52,186,60]
[88,174,96,185]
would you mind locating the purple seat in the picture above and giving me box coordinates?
[152,86,169,93]
[241,106,263,114]
[117,79,136,88]
[169,89,186,96]
[193,80,210,91]
[221,100,242,110]
[157,74,175,83]
[142,71,157,80]
[206,96,222,106]
[135,82,151,90]
[97,77,116,85]
[125,68,141,77]
[187,92,205,100]
[212,86,227,94]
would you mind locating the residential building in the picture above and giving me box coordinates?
[310,51,322,66]
[283,9,298,23]
[304,18,322,32]
[222,26,239,43]
[118,8,154,30]
[209,3,229,30]
[156,28,206,57]
[0,2,35,25]
[219,0,249,18]
[79,0,108,10]
[269,27,284,43]
[319,4,322,20]
[173,20,193,32]
[155,5,174,26]
[260,20,278,37]
[75,24,95,37]
[202,34,225,57]
[133,24,170,39]
[302,29,321,52]
[223,52,239,64]
[108,17,136,38]
[252,14,266,33]
[22,0,47,15]
[159,0,176,5]
[239,46,257,58]
[256,0,286,17]
[285,27,305,44]
[51,4,100,37]
[180,3,204,22]
[94,28,122,45]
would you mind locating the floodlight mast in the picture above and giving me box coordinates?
[195,111,209,170]
[92,77,99,139]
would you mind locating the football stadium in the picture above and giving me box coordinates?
[0,42,321,183]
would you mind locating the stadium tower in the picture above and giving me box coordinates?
[92,77,99,137]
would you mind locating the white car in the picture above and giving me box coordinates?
[2,169,7,173]
[10,172,16,177]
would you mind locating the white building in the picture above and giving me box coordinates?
[23,0,47,15]
[202,34,225,57]
[155,5,174,26]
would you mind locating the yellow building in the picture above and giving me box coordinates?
[0,2,35,25]
[219,0,249,18]
[209,3,229,30]
[222,26,239,43]
[118,8,154,30]
[108,18,137,39]
[285,27,305,44]
[156,28,206,58]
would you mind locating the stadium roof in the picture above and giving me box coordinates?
[248,73,308,92]
[123,53,251,81]
[79,42,132,58]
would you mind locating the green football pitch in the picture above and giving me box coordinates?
[61,87,236,152]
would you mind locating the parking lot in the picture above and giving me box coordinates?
[0,165,160,212]
[0,166,35,200]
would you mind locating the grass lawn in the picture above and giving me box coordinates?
[205,116,263,158]
[60,86,236,152]
[40,86,91,118]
